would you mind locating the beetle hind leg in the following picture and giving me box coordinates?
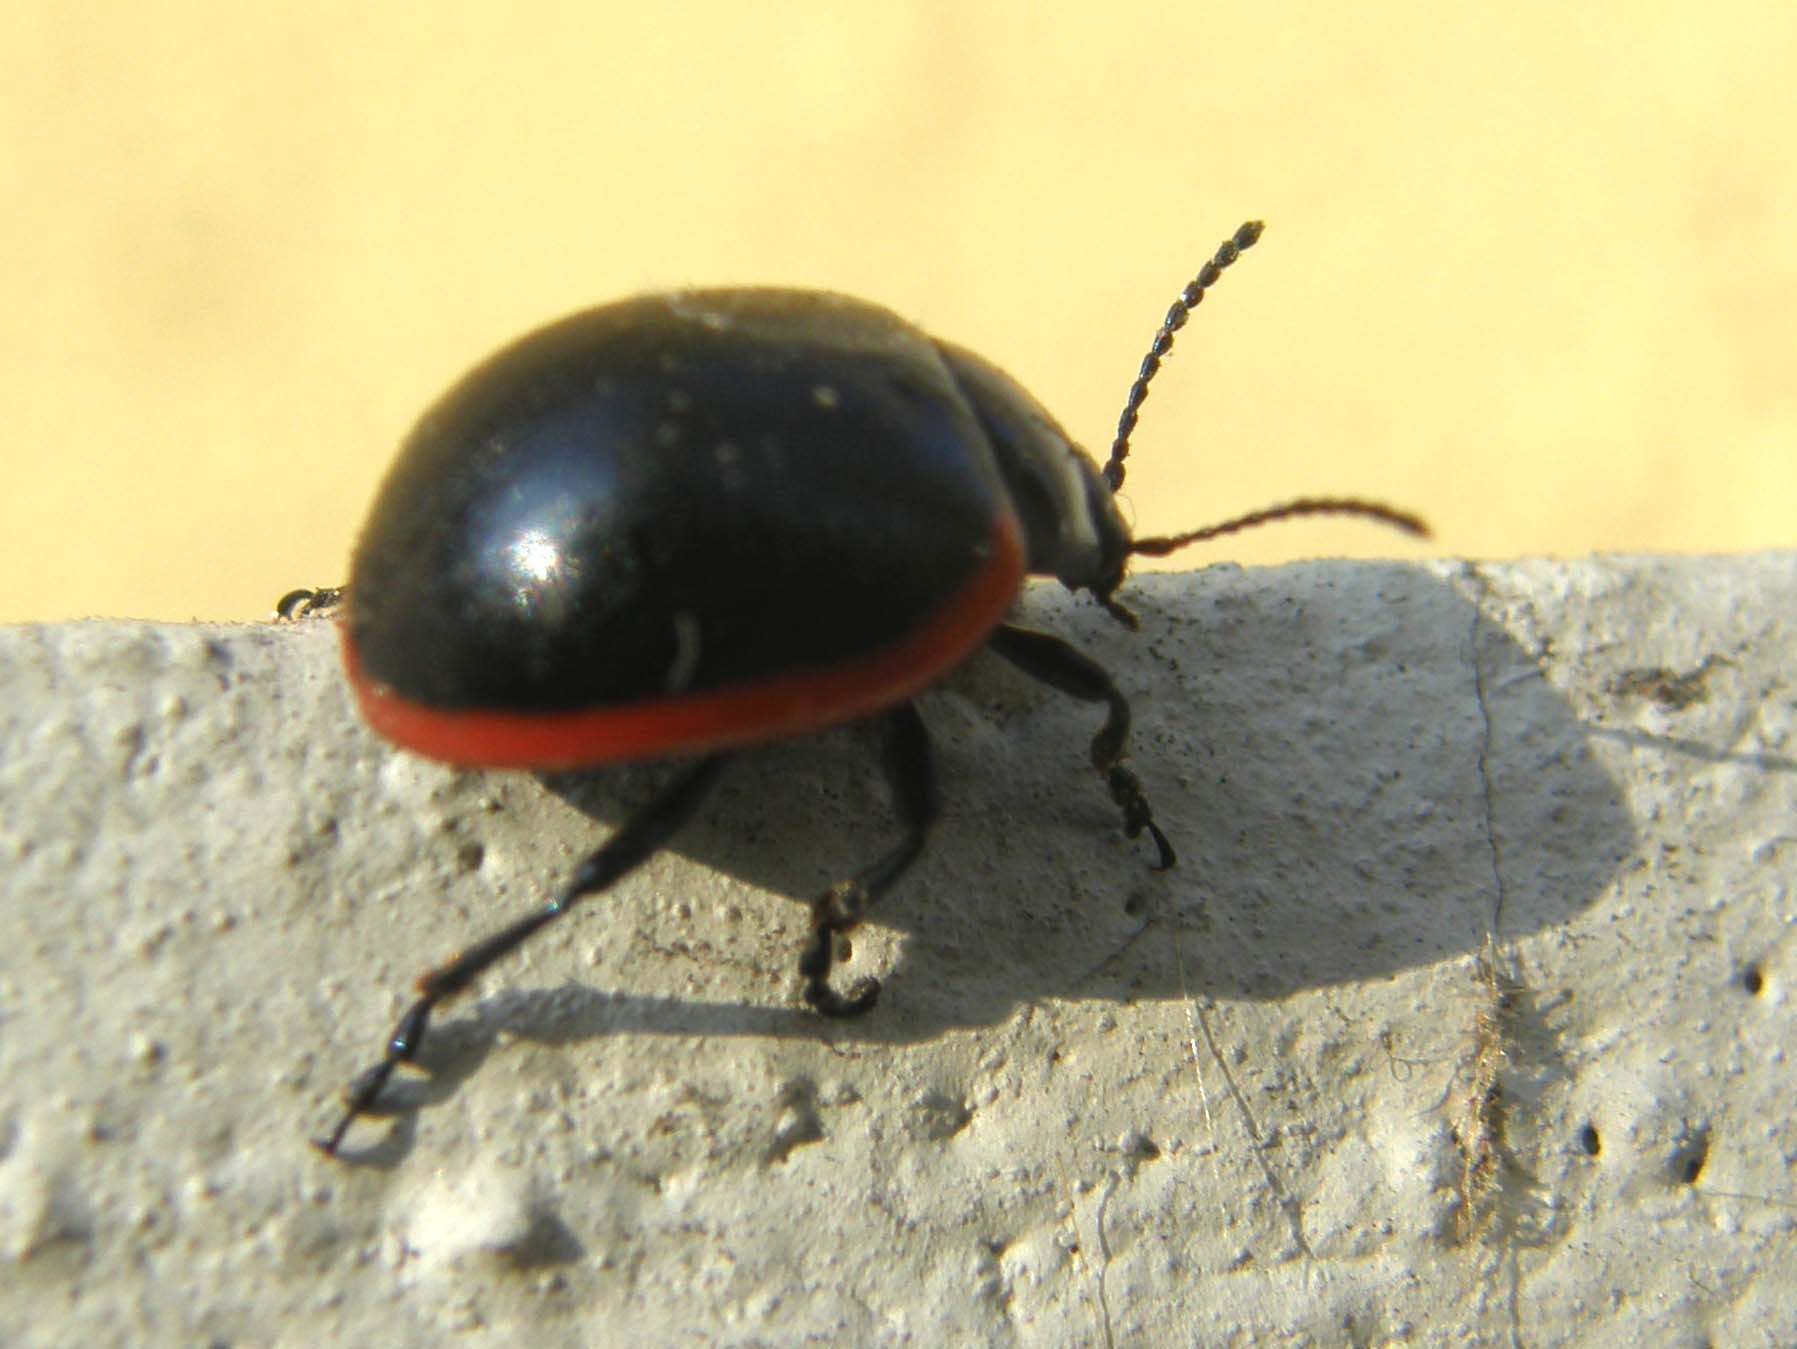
[987,623,1176,869]
[315,754,726,1157]
[801,701,939,1017]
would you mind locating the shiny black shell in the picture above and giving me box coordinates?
[344,289,1036,764]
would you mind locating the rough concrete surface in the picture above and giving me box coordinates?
[1,557,1793,1347]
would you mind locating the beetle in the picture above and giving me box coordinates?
[297,221,1425,1155]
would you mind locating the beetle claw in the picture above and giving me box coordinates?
[808,976,882,1019]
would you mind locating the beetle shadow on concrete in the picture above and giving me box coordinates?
[455,564,1639,1053]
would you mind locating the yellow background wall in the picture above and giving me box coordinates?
[4,3,1792,621]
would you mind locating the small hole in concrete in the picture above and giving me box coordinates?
[1741,964,1764,995]
[1578,1123,1601,1156]
[1672,1127,1710,1185]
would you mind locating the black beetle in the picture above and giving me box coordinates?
[294,221,1425,1155]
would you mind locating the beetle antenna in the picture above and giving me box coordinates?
[1130,497,1430,556]
[1104,219,1264,493]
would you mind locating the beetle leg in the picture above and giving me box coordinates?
[273,586,347,620]
[315,754,726,1157]
[800,701,938,1017]
[987,623,1176,869]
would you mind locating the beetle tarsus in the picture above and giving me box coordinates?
[1108,764,1177,869]
[314,1055,410,1157]
[798,703,936,1019]
[803,950,883,1019]
[988,623,1178,869]
[801,880,886,1017]
[274,586,346,621]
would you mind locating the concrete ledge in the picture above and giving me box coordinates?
[2,556,1793,1344]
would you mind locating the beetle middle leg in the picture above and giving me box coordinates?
[800,701,939,1017]
[315,754,726,1156]
[987,623,1176,869]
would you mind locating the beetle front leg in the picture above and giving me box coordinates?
[800,701,939,1017]
[987,623,1175,869]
